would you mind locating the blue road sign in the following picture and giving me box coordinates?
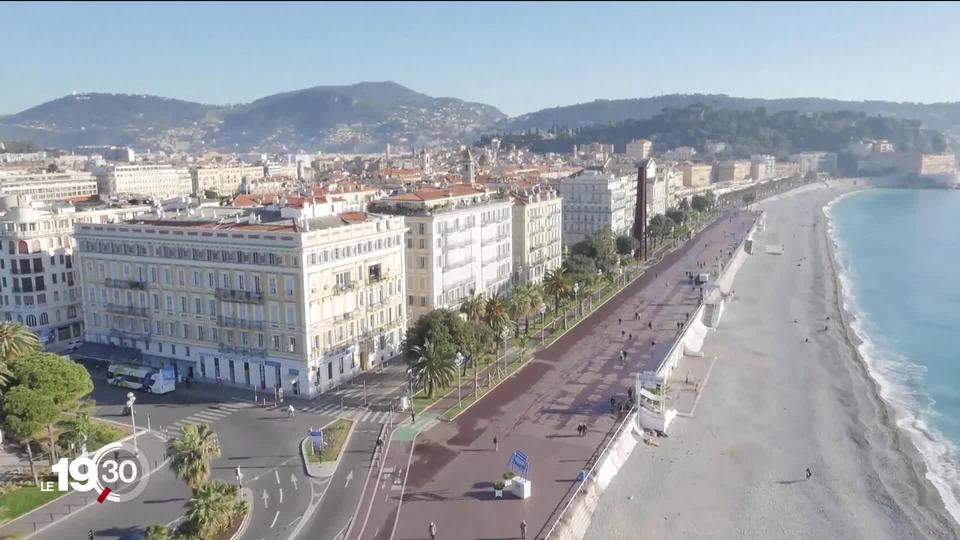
[309,429,324,446]
[509,450,529,478]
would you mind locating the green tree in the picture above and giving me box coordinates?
[691,195,709,212]
[404,309,463,360]
[704,190,717,209]
[408,340,456,398]
[0,322,41,362]
[590,227,618,273]
[615,235,640,257]
[62,411,93,456]
[483,294,511,338]
[459,294,486,324]
[143,524,171,540]
[461,322,493,377]
[181,481,247,540]
[1,386,59,485]
[11,352,93,465]
[543,268,572,312]
[568,239,596,259]
[678,198,690,212]
[166,424,222,490]
[203,189,220,200]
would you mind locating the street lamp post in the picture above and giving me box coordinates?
[455,352,464,409]
[539,303,547,346]
[126,392,138,453]
[235,466,243,487]
[574,282,580,318]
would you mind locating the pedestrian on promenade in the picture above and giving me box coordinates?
[651,339,656,347]
[411,411,416,424]
[618,318,622,326]
[621,330,626,338]
[635,311,640,320]
[648,321,653,330]
[521,519,528,539]
[429,521,437,540]
[494,436,499,452]
[628,333,633,341]
[806,467,813,480]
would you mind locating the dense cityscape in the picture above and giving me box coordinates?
[3,3,960,540]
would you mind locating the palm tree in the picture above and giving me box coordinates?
[484,294,511,371]
[0,323,40,378]
[166,424,222,490]
[459,293,486,323]
[408,340,456,398]
[183,481,247,540]
[143,524,171,540]
[66,411,93,456]
[508,288,530,338]
[543,268,572,313]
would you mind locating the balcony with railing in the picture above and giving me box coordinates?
[109,328,151,341]
[443,255,475,272]
[104,278,147,290]
[106,303,148,317]
[443,236,473,250]
[215,288,264,303]
[218,343,268,358]
[218,316,266,330]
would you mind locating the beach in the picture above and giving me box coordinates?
[583,181,960,540]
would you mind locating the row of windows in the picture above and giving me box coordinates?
[86,261,298,297]
[79,240,291,267]
[3,306,78,326]
[2,288,78,307]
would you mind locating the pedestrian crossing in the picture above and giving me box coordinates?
[165,400,254,435]
[296,401,398,423]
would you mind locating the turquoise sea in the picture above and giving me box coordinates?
[827,188,960,523]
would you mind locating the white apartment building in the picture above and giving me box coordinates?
[75,207,407,397]
[511,187,562,285]
[371,184,513,324]
[0,171,99,202]
[94,163,190,199]
[643,159,668,219]
[191,163,265,196]
[625,139,653,161]
[0,195,150,351]
[559,169,637,246]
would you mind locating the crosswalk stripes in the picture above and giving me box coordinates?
[166,400,255,434]
[296,401,396,423]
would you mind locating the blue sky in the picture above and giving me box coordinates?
[3,1,959,116]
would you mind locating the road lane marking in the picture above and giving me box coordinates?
[261,489,270,508]
[279,488,283,504]
[290,474,298,490]
[345,470,353,488]
[275,470,280,484]
[269,510,279,528]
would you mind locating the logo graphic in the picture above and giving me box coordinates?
[43,441,150,503]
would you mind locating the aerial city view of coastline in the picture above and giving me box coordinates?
[1,2,960,539]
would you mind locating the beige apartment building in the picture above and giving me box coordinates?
[0,195,150,351]
[717,160,751,183]
[75,207,406,397]
[625,139,653,160]
[371,184,513,324]
[511,186,562,285]
[191,163,265,196]
[94,163,191,199]
[680,162,713,188]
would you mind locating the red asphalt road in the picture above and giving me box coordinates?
[365,212,757,540]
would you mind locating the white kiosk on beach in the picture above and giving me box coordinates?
[637,371,677,433]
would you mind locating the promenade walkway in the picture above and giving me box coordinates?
[349,211,757,540]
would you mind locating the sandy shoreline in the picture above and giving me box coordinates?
[583,181,960,540]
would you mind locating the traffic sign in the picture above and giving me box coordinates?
[508,450,529,478]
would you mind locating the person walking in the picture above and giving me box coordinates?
[521,519,528,540]
[429,521,437,540]
[648,321,653,330]
[411,411,416,424]
[618,318,622,326]
[806,467,812,480]
[493,436,499,452]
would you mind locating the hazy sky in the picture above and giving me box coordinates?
[3,1,959,116]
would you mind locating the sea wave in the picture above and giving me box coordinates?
[825,193,960,526]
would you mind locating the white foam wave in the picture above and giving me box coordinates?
[825,193,960,526]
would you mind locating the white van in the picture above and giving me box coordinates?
[695,272,710,285]
[107,363,176,394]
